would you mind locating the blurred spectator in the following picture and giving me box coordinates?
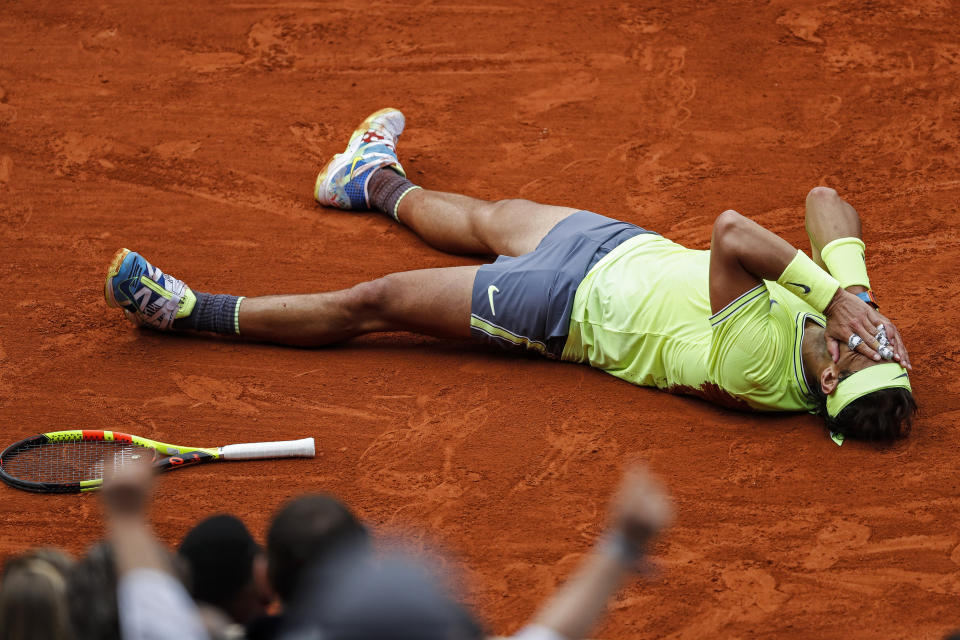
[245,495,371,639]
[281,551,483,640]
[280,467,671,640]
[178,515,271,626]
[0,548,73,640]
[101,459,208,640]
[97,460,671,640]
[68,540,192,640]
[67,543,120,640]
[266,494,370,605]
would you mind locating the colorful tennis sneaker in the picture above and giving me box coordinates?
[314,108,407,210]
[104,248,196,331]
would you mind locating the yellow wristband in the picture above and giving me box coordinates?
[777,250,840,313]
[821,237,870,290]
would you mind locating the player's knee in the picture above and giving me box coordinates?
[483,198,534,221]
[470,200,498,232]
[496,198,533,210]
[471,199,531,243]
[344,278,393,320]
[478,198,520,217]
[806,186,839,206]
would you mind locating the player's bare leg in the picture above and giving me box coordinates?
[104,248,479,347]
[314,108,577,258]
[395,189,577,258]
[237,265,478,346]
[107,108,577,346]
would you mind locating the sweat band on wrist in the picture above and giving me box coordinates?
[821,237,871,290]
[777,250,840,313]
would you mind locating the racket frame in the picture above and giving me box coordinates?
[0,430,222,494]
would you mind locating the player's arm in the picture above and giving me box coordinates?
[804,186,862,272]
[516,468,671,640]
[803,186,910,368]
[709,209,909,367]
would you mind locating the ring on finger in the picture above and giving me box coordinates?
[875,324,894,347]
[847,334,863,351]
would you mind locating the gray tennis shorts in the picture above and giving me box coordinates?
[469,211,654,358]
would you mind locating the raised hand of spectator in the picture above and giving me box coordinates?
[520,465,673,640]
[610,466,673,556]
[102,456,155,520]
[102,455,209,640]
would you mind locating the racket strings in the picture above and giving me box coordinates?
[0,440,154,483]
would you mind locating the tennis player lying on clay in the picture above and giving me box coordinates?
[104,108,917,441]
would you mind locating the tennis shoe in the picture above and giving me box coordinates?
[314,108,407,210]
[104,249,196,331]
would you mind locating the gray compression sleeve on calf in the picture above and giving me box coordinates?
[367,168,421,222]
[173,292,242,335]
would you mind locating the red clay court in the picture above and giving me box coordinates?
[2,1,960,637]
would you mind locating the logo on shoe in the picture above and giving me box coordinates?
[133,285,152,309]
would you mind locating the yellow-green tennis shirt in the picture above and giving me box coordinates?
[561,233,823,412]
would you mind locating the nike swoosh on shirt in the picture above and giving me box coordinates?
[487,285,499,316]
[893,372,909,380]
[787,282,811,294]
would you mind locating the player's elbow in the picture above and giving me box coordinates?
[712,209,747,246]
[805,186,839,207]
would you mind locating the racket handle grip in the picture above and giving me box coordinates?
[220,438,315,460]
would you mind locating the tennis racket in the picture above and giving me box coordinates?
[0,430,315,493]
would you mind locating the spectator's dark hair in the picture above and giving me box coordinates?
[810,384,917,440]
[178,514,260,610]
[267,494,368,603]
[67,543,120,640]
[0,549,73,640]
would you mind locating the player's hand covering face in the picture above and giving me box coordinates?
[824,289,911,370]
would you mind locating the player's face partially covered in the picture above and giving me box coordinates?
[811,332,879,396]
[835,344,878,377]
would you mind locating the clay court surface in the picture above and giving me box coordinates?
[3,0,960,636]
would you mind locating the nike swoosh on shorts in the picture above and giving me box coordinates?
[487,285,499,316]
